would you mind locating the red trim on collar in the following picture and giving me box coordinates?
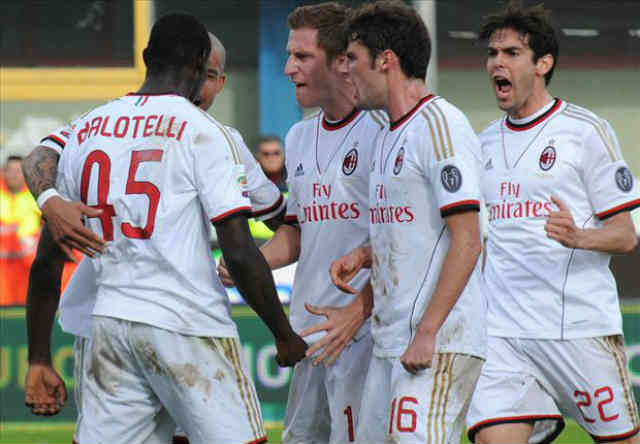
[322,108,360,131]
[390,95,435,131]
[505,98,562,131]
[126,92,179,96]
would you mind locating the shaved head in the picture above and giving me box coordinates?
[209,32,226,73]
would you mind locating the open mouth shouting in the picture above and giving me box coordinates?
[493,75,512,100]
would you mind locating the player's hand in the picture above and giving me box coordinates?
[24,363,67,416]
[42,196,105,261]
[330,247,371,294]
[400,331,436,375]
[300,301,366,367]
[216,256,236,287]
[275,332,308,367]
[545,195,584,249]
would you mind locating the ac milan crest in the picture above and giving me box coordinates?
[393,147,405,175]
[342,148,358,175]
[539,146,556,171]
[615,167,634,192]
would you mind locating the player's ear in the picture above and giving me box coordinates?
[535,53,554,78]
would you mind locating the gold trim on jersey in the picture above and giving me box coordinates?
[439,354,456,442]
[421,110,442,162]
[202,114,242,164]
[427,354,455,443]
[369,110,387,130]
[432,102,455,158]
[563,105,617,162]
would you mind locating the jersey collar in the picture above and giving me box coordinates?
[505,98,563,131]
[322,108,360,131]
[389,95,435,131]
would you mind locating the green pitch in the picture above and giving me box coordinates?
[0,419,592,443]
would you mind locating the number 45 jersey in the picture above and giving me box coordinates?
[57,93,250,337]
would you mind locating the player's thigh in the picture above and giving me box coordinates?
[533,335,640,442]
[283,358,330,443]
[389,353,482,444]
[79,316,172,444]
[466,337,563,444]
[325,333,373,443]
[132,329,266,444]
[355,355,392,443]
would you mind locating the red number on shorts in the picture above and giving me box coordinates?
[595,386,619,422]
[343,405,354,442]
[121,150,163,239]
[80,149,163,241]
[389,397,418,434]
[574,390,596,423]
[81,150,115,240]
[575,387,619,424]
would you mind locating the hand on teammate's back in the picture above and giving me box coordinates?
[24,364,67,416]
[275,331,308,367]
[42,196,105,261]
[216,256,235,287]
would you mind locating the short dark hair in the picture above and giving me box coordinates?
[287,2,350,64]
[480,1,558,85]
[347,1,430,80]
[143,12,211,77]
[6,155,23,163]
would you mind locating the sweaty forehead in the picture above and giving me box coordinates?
[287,27,321,51]
[489,28,530,48]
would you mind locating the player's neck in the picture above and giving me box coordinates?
[509,89,553,120]
[136,75,192,99]
[322,97,357,122]
[387,77,430,123]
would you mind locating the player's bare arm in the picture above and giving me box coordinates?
[23,145,105,260]
[401,211,482,374]
[545,195,638,253]
[217,222,300,287]
[215,214,307,366]
[300,281,373,367]
[25,224,68,416]
[329,245,372,294]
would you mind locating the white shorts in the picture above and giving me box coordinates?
[466,335,640,443]
[357,352,483,444]
[79,316,266,444]
[283,332,373,443]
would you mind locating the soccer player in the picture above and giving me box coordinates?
[218,3,385,442]
[465,3,640,444]
[25,31,286,442]
[323,2,487,442]
[27,13,306,443]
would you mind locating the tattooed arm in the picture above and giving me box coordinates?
[23,145,105,259]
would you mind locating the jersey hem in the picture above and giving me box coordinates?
[92,313,240,338]
[252,194,285,220]
[373,345,486,360]
[591,426,640,443]
[487,327,623,340]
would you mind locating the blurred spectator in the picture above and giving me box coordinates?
[256,135,287,192]
[0,155,41,305]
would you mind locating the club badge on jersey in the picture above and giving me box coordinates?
[342,148,358,175]
[539,145,557,171]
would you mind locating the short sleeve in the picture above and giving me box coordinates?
[283,128,300,224]
[226,127,284,221]
[582,119,640,220]
[422,104,482,218]
[55,136,80,202]
[192,125,251,224]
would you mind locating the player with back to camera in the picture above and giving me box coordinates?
[323,1,487,442]
[465,3,640,443]
[25,12,305,444]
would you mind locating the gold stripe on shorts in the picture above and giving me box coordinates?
[223,338,259,439]
[427,354,444,442]
[440,354,457,443]
[606,336,640,427]
[230,339,265,437]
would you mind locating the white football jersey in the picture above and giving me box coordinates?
[481,99,640,339]
[285,109,386,338]
[57,93,254,337]
[368,95,487,359]
[54,118,283,338]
